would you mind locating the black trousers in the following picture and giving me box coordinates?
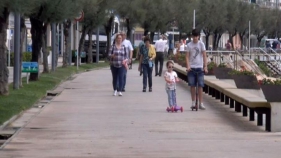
[155,52,164,76]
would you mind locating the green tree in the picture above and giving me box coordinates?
[0,0,39,95]
[251,8,273,46]
[78,0,106,64]
[225,0,240,49]
[197,0,227,49]
[28,0,82,80]
[236,2,254,49]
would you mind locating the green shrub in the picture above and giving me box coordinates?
[8,52,32,66]
[207,62,217,70]
[229,69,255,76]
[254,59,272,76]
[133,46,138,58]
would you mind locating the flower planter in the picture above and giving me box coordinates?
[214,67,232,79]
[205,69,215,75]
[232,75,260,89]
[261,85,281,102]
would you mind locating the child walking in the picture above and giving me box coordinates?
[164,61,179,110]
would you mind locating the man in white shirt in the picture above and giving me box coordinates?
[121,32,134,92]
[154,35,167,76]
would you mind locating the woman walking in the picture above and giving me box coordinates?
[138,37,156,92]
[109,34,128,96]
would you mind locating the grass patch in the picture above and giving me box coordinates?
[0,62,109,126]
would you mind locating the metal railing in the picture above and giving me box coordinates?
[206,49,267,77]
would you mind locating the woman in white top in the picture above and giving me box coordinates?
[179,39,186,54]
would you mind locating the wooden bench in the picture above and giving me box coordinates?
[173,64,273,132]
[22,62,39,84]
[221,89,271,131]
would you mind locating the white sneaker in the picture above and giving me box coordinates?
[191,101,196,109]
[118,92,123,96]
[113,90,117,96]
[199,103,206,110]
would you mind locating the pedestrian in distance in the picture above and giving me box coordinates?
[138,36,156,92]
[121,32,134,92]
[164,60,179,110]
[137,36,146,76]
[108,33,128,96]
[186,29,208,110]
[154,35,167,77]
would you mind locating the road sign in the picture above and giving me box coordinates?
[74,11,84,22]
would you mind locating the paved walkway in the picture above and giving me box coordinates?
[1,64,281,158]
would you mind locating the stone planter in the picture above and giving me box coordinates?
[261,85,281,102]
[205,69,215,75]
[232,75,260,89]
[214,67,232,79]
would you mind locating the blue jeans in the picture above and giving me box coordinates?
[187,68,204,87]
[142,64,153,89]
[122,69,127,90]
[166,89,176,107]
[111,66,125,91]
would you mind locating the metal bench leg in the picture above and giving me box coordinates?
[265,109,271,132]
[225,96,229,105]
[220,93,224,102]
[230,99,234,108]
[215,90,220,99]
[235,101,241,112]
[212,89,216,97]
[249,109,255,121]
[208,87,212,96]
[242,105,248,117]
[204,85,209,94]
[257,113,263,126]
[27,73,29,84]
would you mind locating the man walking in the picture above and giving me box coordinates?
[121,32,134,92]
[186,29,208,110]
[154,35,167,76]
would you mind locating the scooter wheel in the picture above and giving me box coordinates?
[180,107,183,112]
[171,107,174,112]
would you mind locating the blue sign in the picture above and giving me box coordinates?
[27,45,32,52]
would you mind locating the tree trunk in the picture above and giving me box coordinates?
[63,19,71,67]
[42,23,49,73]
[179,31,182,41]
[19,16,26,87]
[203,29,210,50]
[144,30,149,36]
[228,31,237,50]
[205,34,210,50]
[78,25,88,64]
[29,17,43,81]
[216,33,222,49]
[126,18,131,38]
[213,32,218,50]
[87,28,93,63]
[239,32,245,50]
[0,8,9,95]
[104,16,114,59]
[150,32,155,43]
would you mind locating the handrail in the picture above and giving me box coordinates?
[268,47,281,62]
[250,47,281,68]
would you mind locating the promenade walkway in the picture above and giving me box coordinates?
[1,64,281,158]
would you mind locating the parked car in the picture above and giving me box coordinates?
[84,40,107,61]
